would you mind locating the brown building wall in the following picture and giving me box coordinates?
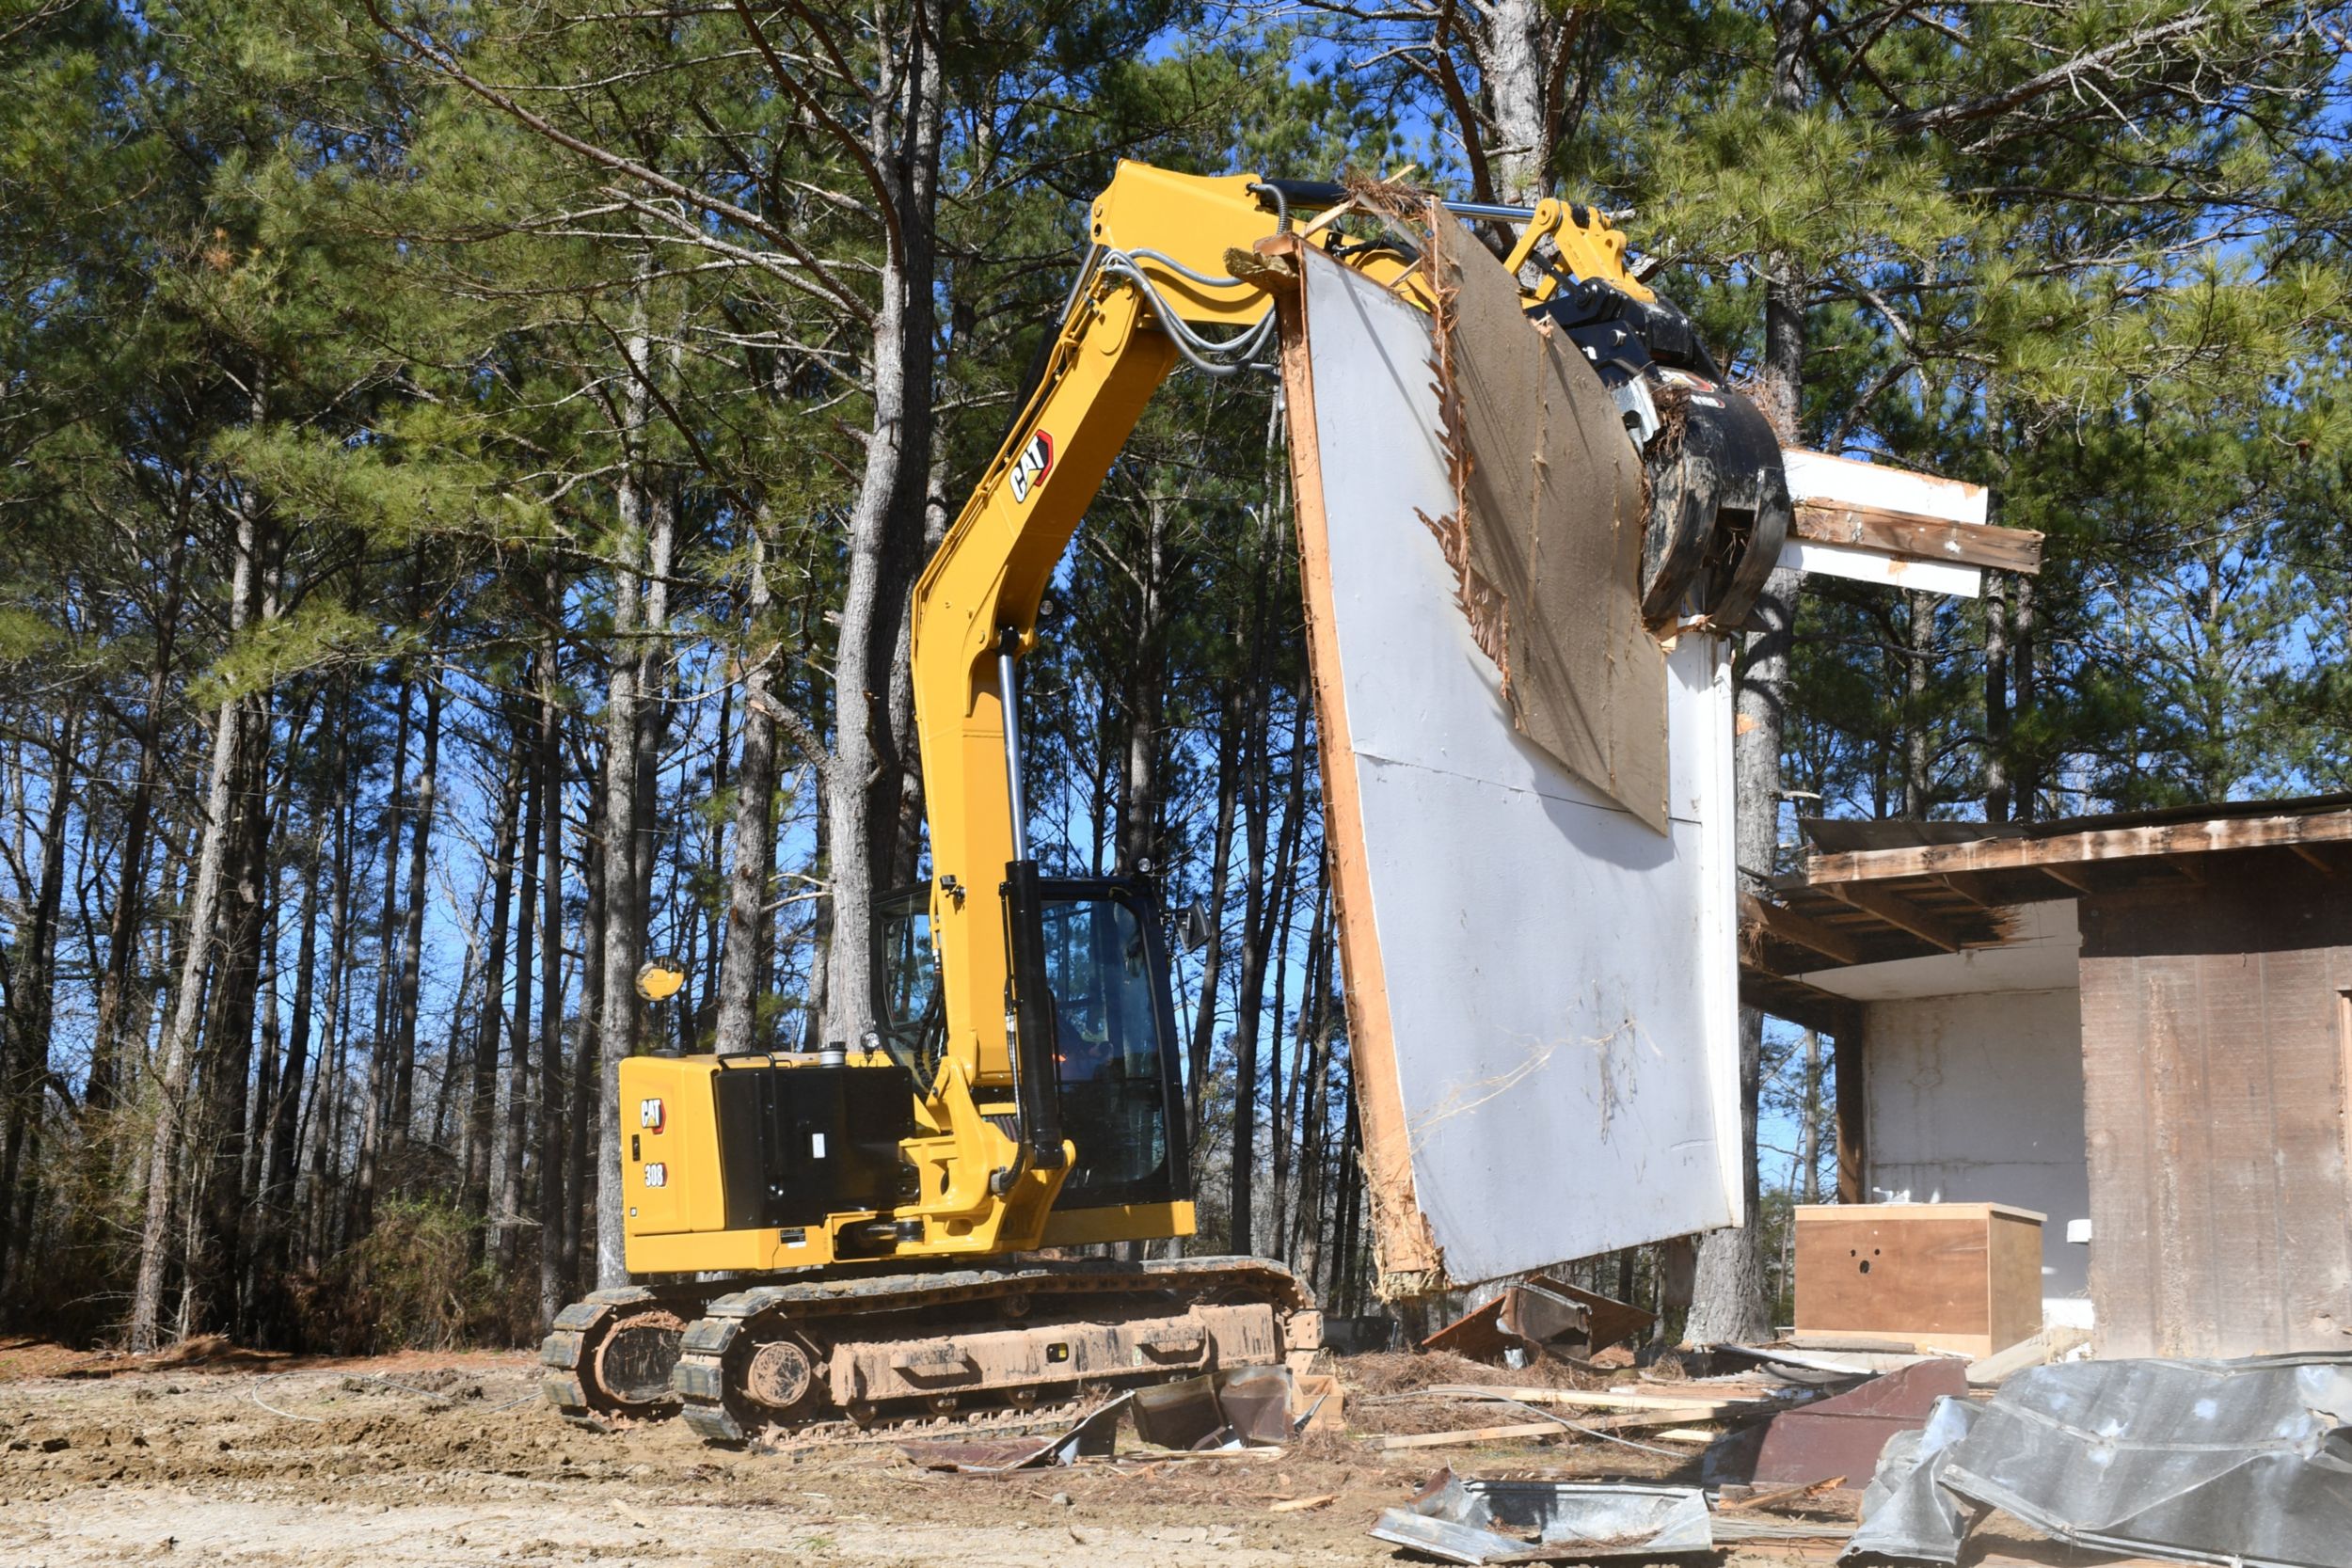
[2078,864,2352,1359]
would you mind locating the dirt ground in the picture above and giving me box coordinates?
[0,1338,1862,1567]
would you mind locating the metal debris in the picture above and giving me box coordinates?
[1422,1275,1655,1367]
[1713,1342,1945,1387]
[1843,1354,2352,1568]
[1937,1354,2352,1568]
[1214,1365,1297,1446]
[1132,1375,1229,1450]
[1748,1358,1967,1487]
[1839,1395,1980,1564]
[896,1392,1132,1474]
[1370,1469,1712,1564]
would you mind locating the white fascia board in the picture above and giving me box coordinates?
[1783,448,1990,526]
[1778,539,1983,599]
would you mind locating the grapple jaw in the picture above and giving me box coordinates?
[1637,371,1792,632]
[1528,280,1791,632]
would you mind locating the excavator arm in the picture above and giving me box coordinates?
[908,167,1277,1211]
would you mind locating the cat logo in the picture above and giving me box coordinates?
[1009,430,1054,504]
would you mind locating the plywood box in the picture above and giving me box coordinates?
[1793,1202,2044,1358]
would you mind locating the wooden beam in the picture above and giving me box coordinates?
[2037,863,2095,895]
[1821,880,1969,953]
[1264,233,1441,1284]
[1804,808,2352,886]
[1740,892,1865,967]
[1791,499,2042,575]
[1740,973,1860,1037]
[2292,843,2341,879]
[1932,873,1994,908]
[1835,1016,1867,1204]
[1783,448,1989,524]
[1377,1422,1563,1451]
[1417,1386,1788,1417]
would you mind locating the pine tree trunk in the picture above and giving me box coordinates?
[1478,0,1550,205]
[1229,695,1309,1257]
[1686,0,1811,1350]
[1116,499,1168,876]
[716,530,778,1057]
[269,757,326,1210]
[200,679,274,1332]
[130,504,261,1353]
[2012,576,2036,820]
[819,0,941,1052]
[0,705,78,1290]
[354,672,412,1238]
[1185,703,1241,1144]
[535,600,571,1325]
[92,525,189,1112]
[500,685,543,1274]
[1984,575,2010,822]
[466,737,524,1259]
[389,670,441,1159]
[1902,591,1933,816]
[302,729,358,1275]
[570,763,604,1291]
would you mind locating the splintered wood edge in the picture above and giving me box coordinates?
[1258,233,1444,1286]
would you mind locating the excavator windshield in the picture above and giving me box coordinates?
[1037,886,1181,1206]
[875,876,1188,1212]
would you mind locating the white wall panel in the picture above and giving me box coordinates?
[1290,246,1742,1288]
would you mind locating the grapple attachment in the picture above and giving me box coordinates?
[1527,274,1791,632]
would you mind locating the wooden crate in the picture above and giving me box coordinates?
[1793,1202,2044,1359]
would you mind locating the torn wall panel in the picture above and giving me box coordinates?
[1278,237,1741,1293]
[1425,208,1668,832]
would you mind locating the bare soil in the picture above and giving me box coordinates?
[0,1342,1850,1567]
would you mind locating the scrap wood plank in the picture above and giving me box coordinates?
[1378,1420,1568,1450]
[1781,449,1990,528]
[1789,500,2042,575]
[1717,1476,1848,1514]
[1418,1384,1791,1418]
[1965,1323,2091,1386]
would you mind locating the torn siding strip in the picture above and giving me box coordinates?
[1414,243,1516,695]
[1423,207,1669,834]
[1262,232,1444,1291]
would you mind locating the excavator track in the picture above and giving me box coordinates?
[670,1256,1319,1447]
[540,1285,709,1430]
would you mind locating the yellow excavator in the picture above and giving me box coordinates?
[540,163,1789,1442]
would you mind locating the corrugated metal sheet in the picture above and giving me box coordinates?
[1941,1354,2352,1566]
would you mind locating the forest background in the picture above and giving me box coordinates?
[1,0,2345,1354]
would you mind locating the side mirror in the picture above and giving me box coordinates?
[1177,900,1213,953]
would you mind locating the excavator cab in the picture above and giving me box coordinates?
[876,875,1190,1213]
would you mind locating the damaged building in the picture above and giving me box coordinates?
[1744,792,2352,1360]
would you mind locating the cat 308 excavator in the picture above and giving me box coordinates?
[540,163,1790,1444]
